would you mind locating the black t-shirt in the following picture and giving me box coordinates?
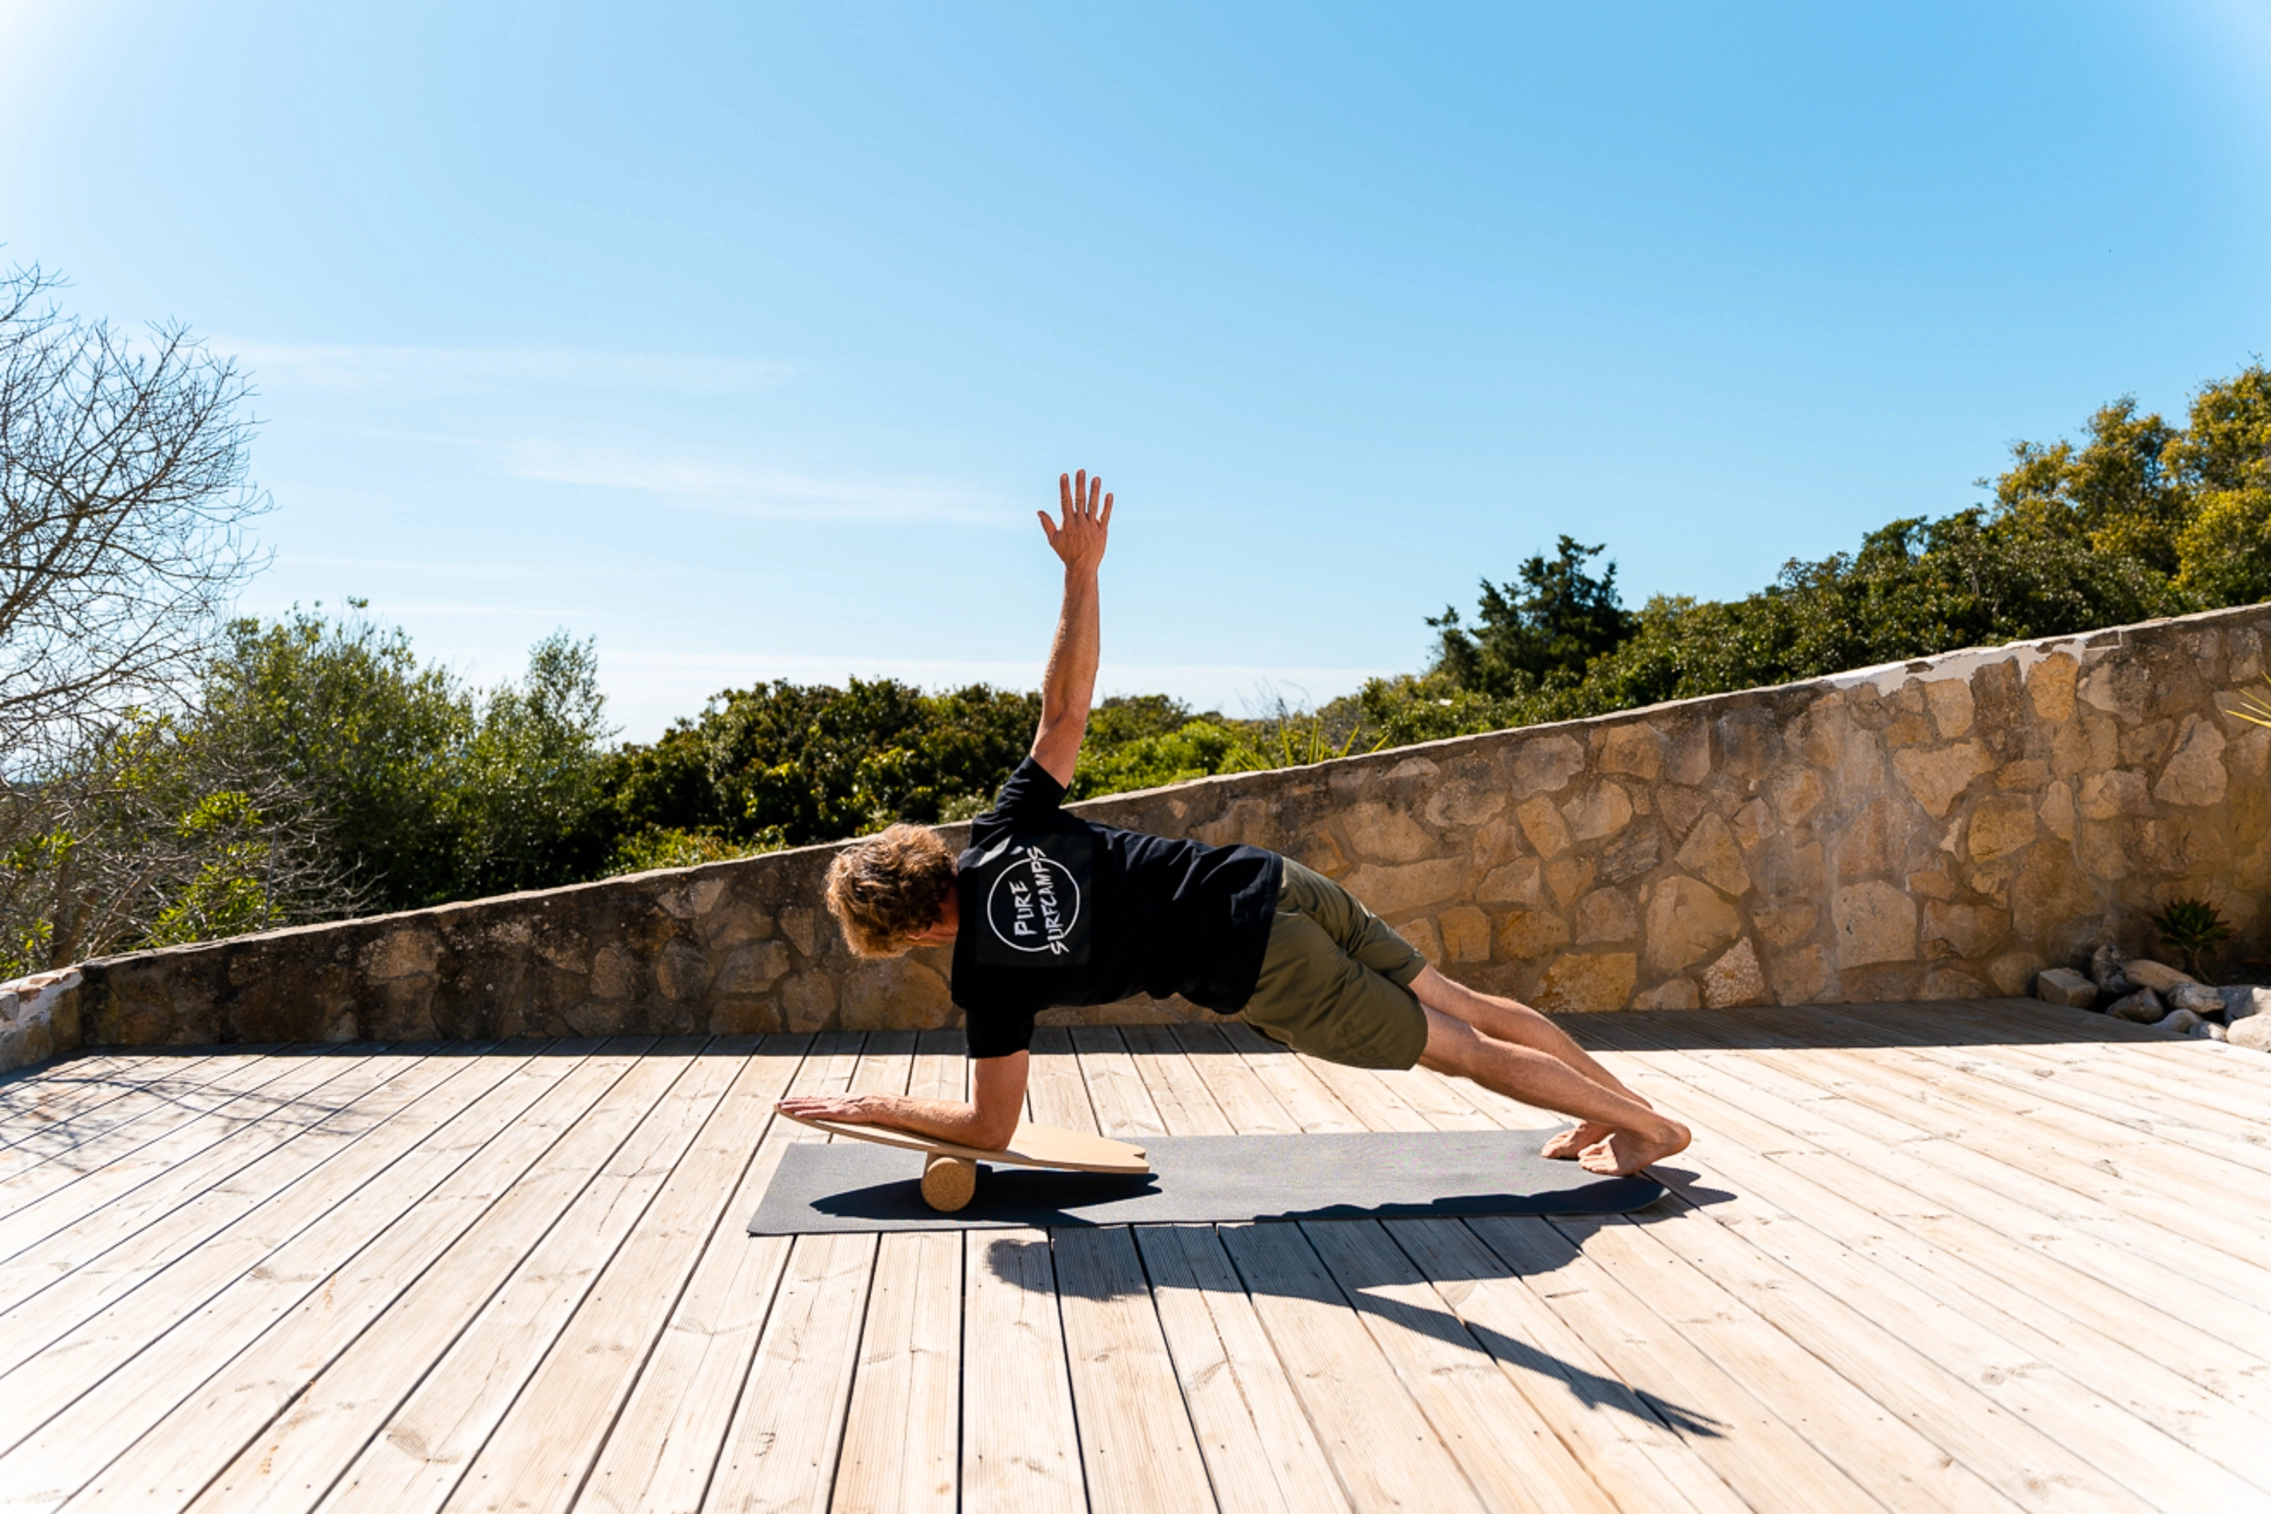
[951,758,1283,1058]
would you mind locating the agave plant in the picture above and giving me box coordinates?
[2150,897,2233,982]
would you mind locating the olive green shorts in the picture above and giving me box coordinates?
[1237,858,1430,1070]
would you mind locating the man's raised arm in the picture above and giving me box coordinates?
[1030,469,1113,787]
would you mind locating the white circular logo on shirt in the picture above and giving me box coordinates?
[985,846,1082,955]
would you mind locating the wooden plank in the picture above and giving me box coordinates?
[1586,1016,2271,1375]
[441,1041,802,1514]
[1728,1041,2271,1299]
[702,1232,879,1514]
[1466,1214,1887,1514]
[676,1035,896,1514]
[144,1043,660,1514]
[1363,1065,1499,1131]
[313,1041,731,1514]
[1409,1054,1558,1129]
[1719,1002,2271,1190]
[1215,1024,1364,1133]
[1385,1218,1750,1514]
[0,1046,483,1402]
[907,1030,966,1103]
[1553,1210,2105,1514]
[0,1050,175,1155]
[1163,1025,1296,1135]
[1284,1057,1430,1133]
[1596,1012,2271,1314]
[1298,1218,1619,1514]
[0,1046,313,1199]
[1634,1150,2271,1508]
[1632,1041,2271,1417]
[1215,1220,1490,1514]
[0,1052,433,1462]
[2005,1038,2271,1123]
[77,1043,610,1514]
[1133,1225,1350,1514]
[848,1032,917,1100]
[829,1233,961,1514]
[1116,1025,1232,1137]
[1947,1038,2271,1158]
[1066,1028,1169,1140]
[1880,1039,2271,1180]
[0,1046,365,1242]
[960,1228,1083,1514]
[1023,1028,1098,1135]
[1800,1035,2271,1206]
[1888,1002,2271,1112]
[1591,1042,2271,1500]
[570,1034,842,1514]
[0,1050,257,1177]
[1052,1227,1214,1514]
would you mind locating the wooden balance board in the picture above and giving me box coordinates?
[778,1113,1149,1212]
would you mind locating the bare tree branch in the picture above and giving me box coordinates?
[0,264,269,762]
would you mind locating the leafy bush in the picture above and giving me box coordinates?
[195,605,616,910]
[595,679,1043,852]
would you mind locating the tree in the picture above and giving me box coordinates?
[1428,536,1633,696]
[2,714,353,973]
[0,266,292,971]
[196,606,617,910]
[0,266,266,758]
[597,678,1043,851]
[2169,365,2271,606]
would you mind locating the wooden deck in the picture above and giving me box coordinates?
[0,999,2267,1513]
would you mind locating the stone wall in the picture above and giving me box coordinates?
[18,602,2271,1068]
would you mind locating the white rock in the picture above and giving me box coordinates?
[2123,958,2195,993]
[2152,1007,2201,1036]
[2107,989,2165,1023]
[2229,1016,2271,1053]
[2219,985,2271,1021]
[2034,968,2100,1010]
[2167,982,2224,1017]
[2204,1021,2230,1041]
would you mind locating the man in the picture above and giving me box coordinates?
[780,471,1690,1178]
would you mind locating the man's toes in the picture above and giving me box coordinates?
[1542,1122,1611,1160]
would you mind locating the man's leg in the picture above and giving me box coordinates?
[1415,1003,1690,1177]
[1409,966,1655,1159]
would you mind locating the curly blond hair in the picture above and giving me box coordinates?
[824,824,958,957]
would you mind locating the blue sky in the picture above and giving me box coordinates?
[3,2,2269,739]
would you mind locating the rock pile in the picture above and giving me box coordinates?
[2035,946,2271,1050]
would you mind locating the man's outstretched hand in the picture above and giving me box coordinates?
[1039,469,1112,574]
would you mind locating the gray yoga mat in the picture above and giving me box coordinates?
[747,1128,1668,1234]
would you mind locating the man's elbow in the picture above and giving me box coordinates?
[969,1111,1021,1151]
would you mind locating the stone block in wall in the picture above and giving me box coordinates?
[1701,939,1767,1008]
[1534,953,1635,1014]
[1832,880,1916,968]
[1644,876,1741,972]
[1890,742,1993,818]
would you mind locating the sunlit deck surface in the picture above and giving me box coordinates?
[1,1000,2267,1513]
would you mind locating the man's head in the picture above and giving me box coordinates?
[824,823,958,957]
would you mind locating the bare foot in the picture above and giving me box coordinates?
[1578,1119,1691,1177]
[1541,1122,1613,1160]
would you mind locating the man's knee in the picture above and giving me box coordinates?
[1417,1003,1490,1073]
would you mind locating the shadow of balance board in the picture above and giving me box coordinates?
[778,1113,1149,1212]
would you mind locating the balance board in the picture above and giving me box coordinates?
[775,1113,1149,1211]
